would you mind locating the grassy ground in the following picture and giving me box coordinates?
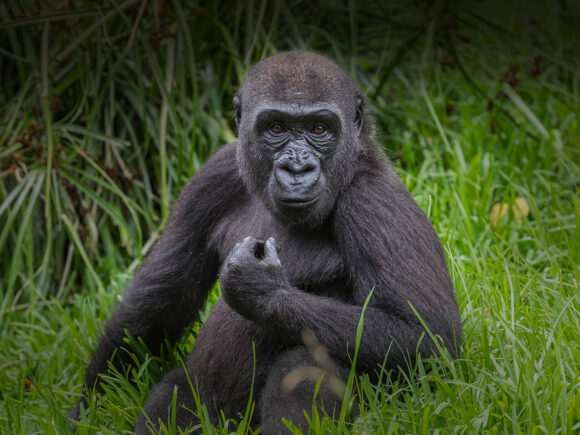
[0,1,578,433]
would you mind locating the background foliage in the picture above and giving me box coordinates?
[0,0,578,433]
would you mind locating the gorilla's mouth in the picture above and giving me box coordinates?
[276,196,319,209]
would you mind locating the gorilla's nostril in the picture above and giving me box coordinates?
[285,163,307,174]
[275,162,320,188]
[282,161,317,175]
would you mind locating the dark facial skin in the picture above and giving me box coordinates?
[235,94,363,228]
[68,51,462,435]
[256,103,341,213]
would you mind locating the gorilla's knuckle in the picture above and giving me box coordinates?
[224,258,237,269]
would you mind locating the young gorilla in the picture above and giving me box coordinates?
[70,51,462,433]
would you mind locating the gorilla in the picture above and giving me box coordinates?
[69,51,461,433]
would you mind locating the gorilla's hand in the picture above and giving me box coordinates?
[220,236,287,322]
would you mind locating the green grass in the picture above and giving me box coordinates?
[1,1,579,433]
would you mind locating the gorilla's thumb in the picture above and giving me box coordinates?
[264,237,281,265]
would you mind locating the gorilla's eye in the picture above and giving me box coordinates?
[270,123,284,134]
[312,124,326,135]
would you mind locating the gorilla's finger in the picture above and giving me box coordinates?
[264,237,281,266]
[240,236,257,252]
[224,242,242,264]
[230,236,258,261]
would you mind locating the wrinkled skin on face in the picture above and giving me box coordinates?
[234,52,368,226]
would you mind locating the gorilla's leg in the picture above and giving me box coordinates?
[259,346,348,434]
[135,367,201,434]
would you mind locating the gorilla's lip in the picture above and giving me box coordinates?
[276,196,319,209]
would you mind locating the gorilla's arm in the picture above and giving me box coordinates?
[78,144,242,399]
[331,150,462,368]
[221,150,461,374]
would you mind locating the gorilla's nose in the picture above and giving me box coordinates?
[281,158,317,175]
[274,158,320,189]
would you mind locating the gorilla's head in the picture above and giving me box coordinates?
[234,51,373,227]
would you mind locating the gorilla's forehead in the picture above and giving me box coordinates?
[245,77,354,104]
[251,101,343,119]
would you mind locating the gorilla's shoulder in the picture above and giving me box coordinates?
[195,142,240,180]
[351,144,398,187]
[176,142,248,212]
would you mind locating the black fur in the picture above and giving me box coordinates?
[69,51,461,434]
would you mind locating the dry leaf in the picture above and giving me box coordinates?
[489,197,530,226]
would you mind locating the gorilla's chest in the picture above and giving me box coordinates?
[210,200,347,297]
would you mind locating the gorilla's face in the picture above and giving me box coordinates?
[234,51,367,226]
[255,101,340,218]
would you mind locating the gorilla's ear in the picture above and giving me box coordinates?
[233,95,242,127]
[354,96,364,136]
